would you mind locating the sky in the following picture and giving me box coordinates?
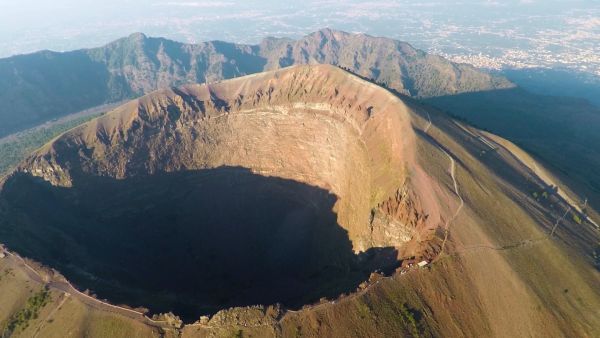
[0,1,599,74]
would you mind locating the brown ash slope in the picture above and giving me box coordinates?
[0,64,437,322]
[0,65,598,337]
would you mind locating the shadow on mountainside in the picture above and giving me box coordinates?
[424,87,600,214]
[0,50,120,137]
[0,166,398,322]
[412,100,600,268]
[499,67,600,108]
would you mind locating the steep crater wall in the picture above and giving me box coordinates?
[0,65,433,321]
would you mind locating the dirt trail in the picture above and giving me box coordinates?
[33,293,70,338]
[3,250,170,330]
[458,237,547,254]
[440,122,593,256]
[551,206,572,237]
[424,112,432,133]
[438,152,464,256]
[423,112,464,260]
[481,131,599,230]
[279,109,595,332]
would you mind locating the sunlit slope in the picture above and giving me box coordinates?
[0,65,597,337]
[0,251,169,338]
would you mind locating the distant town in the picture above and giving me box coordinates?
[438,48,600,76]
[1,1,598,78]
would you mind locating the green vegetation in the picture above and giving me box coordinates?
[399,303,421,338]
[290,326,302,338]
[532,190,550,201]
[356,301,372,319]
[572,214,582,225]
[368,284,425,338]
[3,287,51,335]
[0,114,99,176]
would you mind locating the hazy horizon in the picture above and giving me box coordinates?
[1,0,599,76]
[0,2,600,336]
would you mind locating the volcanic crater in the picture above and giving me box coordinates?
[0,65,436,321]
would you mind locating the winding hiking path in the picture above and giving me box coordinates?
[282,110,593,328]
[423,112,464,260]
[423,112,432,133]
[438,151,464,256]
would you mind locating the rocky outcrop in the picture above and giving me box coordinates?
[11,64,437,254]
[369,186,428,247]
[204,305,281,328]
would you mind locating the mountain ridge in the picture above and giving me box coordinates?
[0,28,512,137]
[2,28,599,214]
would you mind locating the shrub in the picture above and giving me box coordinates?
[399,304,422,338]
[4,288,51,334]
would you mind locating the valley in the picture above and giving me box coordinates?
[0,102,122,178]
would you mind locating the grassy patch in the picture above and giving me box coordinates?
[0,114,100,176]
[3,287,51,335]
[356,301,372,319]
[0,268,14,282]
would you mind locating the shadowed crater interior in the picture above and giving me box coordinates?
[0,166,398,322]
